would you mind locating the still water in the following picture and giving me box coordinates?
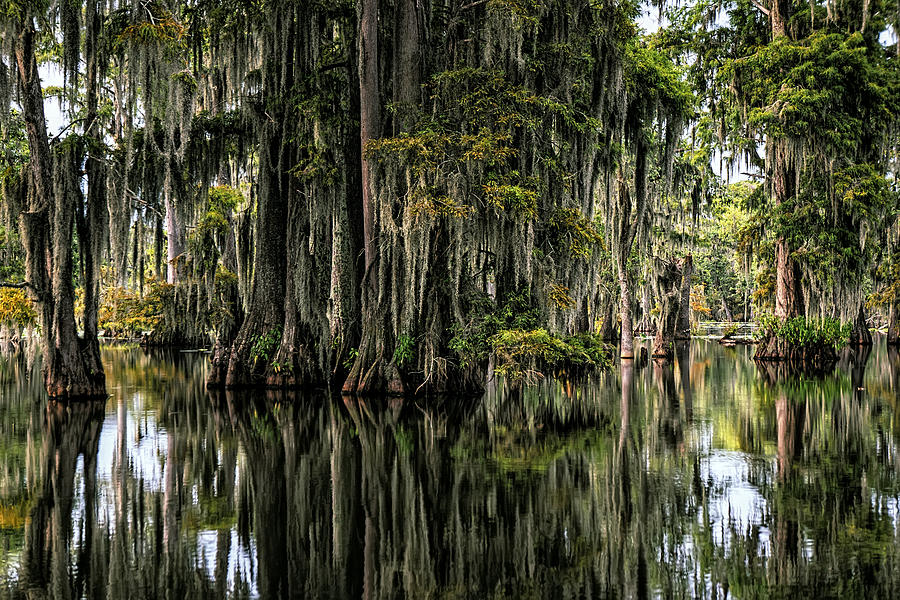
[0,339,897,599]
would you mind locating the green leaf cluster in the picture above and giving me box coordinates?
[757,314,850,350]
[491,329,612,381]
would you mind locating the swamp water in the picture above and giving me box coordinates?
[0,339,897,598]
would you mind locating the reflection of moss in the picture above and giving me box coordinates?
[454,428,611,477]
[182,495,236,532]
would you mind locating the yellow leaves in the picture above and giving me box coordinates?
[0,289,35,329]
[409,191,473,219]
[482,182,539,218]
[99,283,175,335]
[548,208,602,258]
[118,17,186,47]
[460,131,516,163]
[548,284,575,310]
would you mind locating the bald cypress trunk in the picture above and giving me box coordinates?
[770,0,804,322]
[343,0,405,395]
[651,259,682,360]
[329,24,365,387]
[615,135,648,359]
[675,254,692,339]
[164,187,184,283]
[219,8,291,387]
[849,304,873,346]
[79,0,106,366]
[15,22,105,399]
[887,302,899,345]
[222,125,287,386]
[598,294,619,341]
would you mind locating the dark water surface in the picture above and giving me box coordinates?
[0,339,898,598]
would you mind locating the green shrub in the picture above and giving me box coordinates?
[490,328,611,381]
[756,314,849,350]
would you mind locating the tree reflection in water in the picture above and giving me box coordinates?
[0,341,897,598]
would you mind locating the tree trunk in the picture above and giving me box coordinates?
[164,186,184,284]
[391,0,422,134]
[887,301,899,345]
[598,293,619,341]
[772,143,804,320]
[652,259,682,360]
[329,28,365,386]
[618,265,635,359]
[221,122,288,386]
[15,22,105,398]
[770,1,804,323]
[344,0,406,395]
[635,284,655,334]
[720,296,733,322]
[675,254,692,339]
[78,0,106,363]
[614,136,647,360]
[849,303,873,346]
[358,0,379,277]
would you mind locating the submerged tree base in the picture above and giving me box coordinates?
[754,357,837,382]
[753,333,838,364]
[44,340,107,399]
[753,316,848,364]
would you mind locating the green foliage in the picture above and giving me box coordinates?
[392,334,415,367]
[482,178,539,218]
[99,281,176,336]
[490,329,611,381]
[249,326,283,367]
[625,40,693,119]
[112,7,187,51]
[548,208,603,258]
[774,163,896,290]
[188,185,242,274]
[448,290,610,381]
[728,33,895,153]
[342,347,359,371]
[449,290,541,368]
[757,314,850,350]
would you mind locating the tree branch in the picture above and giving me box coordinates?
[750,0,771,16]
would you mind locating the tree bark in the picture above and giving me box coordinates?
[720,296,733,322]
[887,301,899,345]
[675,254,692,339]
[344,0,411,395]
[618,137,650,358]
[635,284,655,334]
[849,303,873,346]
[358,0,380,276]
[222,129,287,386]
[15,22,105,398]
[617,266,635,358]
[329,24,365,386]
[598,293,619,341]
[651,259,682,360]
[770,0,804,322]
[79,0,106,360]
[392,0,422,134]
[164,185,184,284]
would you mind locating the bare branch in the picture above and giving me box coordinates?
[461,0,490,10]
[750,0,771,16]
